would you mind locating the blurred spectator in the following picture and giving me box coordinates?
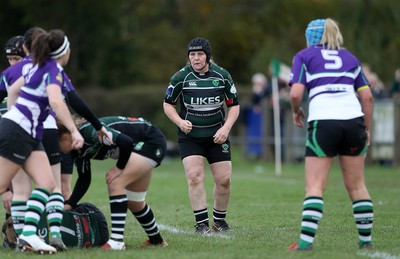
[251,73,268,110]
[244,73,268,159]
[362,64,389,99]
[390,68,400,97]
[367,72,389,99]
[362,63,372,77]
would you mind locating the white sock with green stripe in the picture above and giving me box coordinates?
[21,188,50,237]
[298,196,323,248]
[46,192,64,238]
[352,199,373,247]
[11,201,27,236]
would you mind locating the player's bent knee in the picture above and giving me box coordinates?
[126,190,146,202]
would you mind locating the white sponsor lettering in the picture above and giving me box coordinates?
[190,96,221,105]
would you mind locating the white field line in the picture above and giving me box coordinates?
[358,251,400,259]
[158,224,232,239]
[96,204,232,240]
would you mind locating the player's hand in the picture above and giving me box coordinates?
[366,129,370,146]
[292,107,305,128]
[71,130,84,149]
[179,120,192,134]
[64,204,73,211]
[213,127,229,144]
[98,126,113,145]
[2,190,13,213]
[106,167,123,185]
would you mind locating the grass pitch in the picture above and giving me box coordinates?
[1,149,399,258]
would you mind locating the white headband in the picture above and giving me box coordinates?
[50,36,70,59]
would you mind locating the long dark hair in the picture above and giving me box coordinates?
[24,27,45,53]
[30,29,67,67]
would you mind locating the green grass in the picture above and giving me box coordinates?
[1,149,399,258]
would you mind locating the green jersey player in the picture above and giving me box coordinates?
[163,37,240,234]
[58,116,168,250]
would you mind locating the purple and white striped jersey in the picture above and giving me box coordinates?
[42,71,76,130]
[2,57,70,140]
[0,56,33,92]
[289,45,370,122]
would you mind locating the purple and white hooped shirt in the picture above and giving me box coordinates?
[3,58,67,140]
[289,45,370,122]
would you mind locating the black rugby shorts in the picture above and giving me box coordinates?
[42,128,61,165]
[0,119,44,165]
[178,133,231,164]
[305,117,367,157]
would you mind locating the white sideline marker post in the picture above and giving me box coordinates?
[270,59,292,176]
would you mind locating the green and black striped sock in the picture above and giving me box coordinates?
[352,199,373,247]
[46,192,64,238]
[21,188,50,237]
[298,196,323,249]
[11,201,27,236]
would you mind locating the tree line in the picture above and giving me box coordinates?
[1,0,399,90]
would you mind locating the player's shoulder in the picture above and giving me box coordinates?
[61,70,72,82]
[0,65,12,76]
[2,59,25,74]
[210,63,226,72]
[339,48,358,61]
[99,116,119,123]
[39,58,61,76]
[55,61,64,72]
[295,46,316,57]
[1,61,29,84]
[171,65,191,81]
[79,120,92,131]
[293,46,326,65]
[209,63,231,77]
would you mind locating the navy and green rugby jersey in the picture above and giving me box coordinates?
[76,116,153,161]
[164,63,239,138]
[67,116,162,207]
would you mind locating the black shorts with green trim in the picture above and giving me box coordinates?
[131,127,167,167]
[305,117,367,157]
[178,132,231,164]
